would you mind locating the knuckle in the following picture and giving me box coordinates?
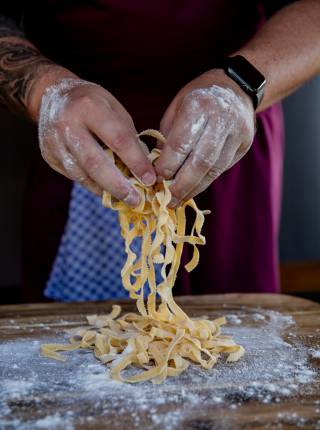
[172,138,190,157]
[55,120,69,135]
[185,89,211,109]
[83,153,103,173]
[110,132,131,152]
[79,177,90,188]
[185,88,203,102]
[80,178,101,196]
[162,168,175,180]
[74,174,87,183]
[206,166,223,181]
[155,157,176,180]
[61,154,76,173]
[184,93,201,111]
[77,94,94,110]
[192,154,213,172]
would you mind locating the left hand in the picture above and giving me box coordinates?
[155,69,256,207]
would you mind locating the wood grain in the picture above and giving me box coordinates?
[1,294,320,430]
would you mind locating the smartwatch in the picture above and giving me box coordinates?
[213,55,266,109]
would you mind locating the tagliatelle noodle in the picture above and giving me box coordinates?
[41,129,245,383]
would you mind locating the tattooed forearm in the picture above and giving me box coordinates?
[0,18,53,117]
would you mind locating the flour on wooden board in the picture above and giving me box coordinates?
[1,308,320,430]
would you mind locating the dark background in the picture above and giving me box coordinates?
[0,76,320,296]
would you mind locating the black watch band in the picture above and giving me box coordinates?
[212,55,266,109]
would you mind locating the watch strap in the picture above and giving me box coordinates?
[212,55,266,109]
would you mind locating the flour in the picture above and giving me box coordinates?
[2,380,34,398]
[190,113,206,137]
[64,125,83,155]
[39,78,90,131]
[61,152,77,173]
[185,85,254,173]
[0,308,319,430]
[159,84,254,184]
[227,314,242,324]
[252,312,266,321]
[38,77,92,178]
[34,413,74,430]
[311,349,320,359]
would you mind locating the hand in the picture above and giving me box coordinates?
[37,75,156,206]
[155,69,255,207]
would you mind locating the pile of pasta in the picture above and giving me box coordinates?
[41,130,244,384]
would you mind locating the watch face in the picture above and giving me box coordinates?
[227,56,266,93]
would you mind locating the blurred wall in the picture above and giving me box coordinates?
[280,76,320,262]
[0,77,320,289]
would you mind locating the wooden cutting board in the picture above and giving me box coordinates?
[0,293,319,430]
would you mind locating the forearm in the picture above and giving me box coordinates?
[0,16,76,121]
[234,0,320,112]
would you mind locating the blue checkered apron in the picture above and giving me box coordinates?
[45,182,162,302]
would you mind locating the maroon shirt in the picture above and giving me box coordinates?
[20,1,288,301]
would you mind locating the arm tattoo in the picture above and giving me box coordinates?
[0,17,53,116]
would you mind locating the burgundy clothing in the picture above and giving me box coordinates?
[20,1,286,300]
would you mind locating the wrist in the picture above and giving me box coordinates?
[202,69,255,111]
[231,50,268,113]
[27,64,79,122]
[204,54,266,111]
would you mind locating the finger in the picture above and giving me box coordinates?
[159,96,180,137]
[155,110,208,181]
[137,137,150,157]
[86,107,156,187]
[169,126,232,207]
[43,129,103,195]
[46,145,103,195]
[57,146,103,195]
[179,170,216,204]
[179,136,240,203]
[76,176,103,196]
[66,128,141,207]
[229,142,251,169]
[156,107,172,151]
[155,138,165,151]
[43,150,102,196]
[107,94,137,131]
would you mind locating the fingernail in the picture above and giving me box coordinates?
[168,197,179,208]
[124,189,141,207]
[141,171,156,186]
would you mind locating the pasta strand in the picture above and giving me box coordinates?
[41,130,244,383]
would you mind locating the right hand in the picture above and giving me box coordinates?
[37,76,156,206]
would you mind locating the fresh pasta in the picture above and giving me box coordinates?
[41,129,245,383]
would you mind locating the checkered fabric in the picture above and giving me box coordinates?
[45,182,162,302]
